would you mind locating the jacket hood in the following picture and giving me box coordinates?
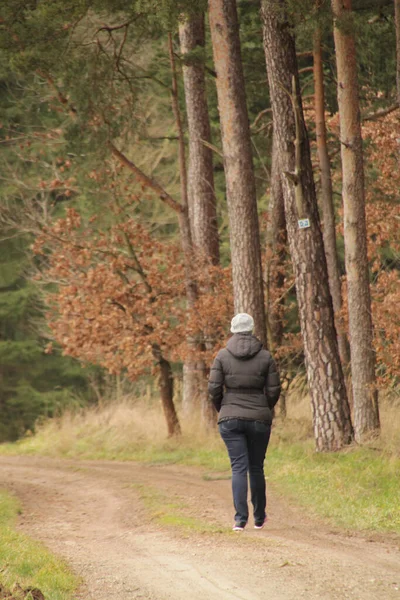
[226,333,263,360]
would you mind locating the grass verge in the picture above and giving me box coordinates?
[0,491,78,600]
[132,483,225,534]
[1,397,399,537]
[267,441,400,534]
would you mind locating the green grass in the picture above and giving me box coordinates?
[0,428,230,471]
[267,442,400,533]
[5,434,400,536]
[0,491,79,600]
[133,483,225,534]
[130,440,400,535]
[1,401,399,537]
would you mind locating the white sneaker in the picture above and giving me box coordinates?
[254,516,267,530]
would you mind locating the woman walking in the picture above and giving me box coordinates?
[208,313,281,531]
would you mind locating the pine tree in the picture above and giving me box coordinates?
[208,0,267,344]
[313,7,350,367]
[261,0,353,451]
[178,13,219,425]
[0,236,88,441]
[265,130,287,350]
[331,0,380,441]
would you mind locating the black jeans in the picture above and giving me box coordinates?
[219,418,271,525]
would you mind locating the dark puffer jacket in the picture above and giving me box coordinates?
[208,333,281,424]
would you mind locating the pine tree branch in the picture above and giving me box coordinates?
[107,141,184,214]
[204,65,217,78]
[252,121,273,136]
[36,70,77,118]
[362,103,399,122]
[296,51,313,59]
[298,66,314,75]
[279,77,307,219]
[251,107,272,129]
[95,18,137,34]
[200,138,224,158]
[272,280,296,308]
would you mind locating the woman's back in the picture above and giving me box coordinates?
[208,332,281,423]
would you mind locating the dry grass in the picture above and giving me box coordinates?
[1,387,400,534]
[378,396,400,455]
[4,386,399,460]
[273,387,400,455]
[5,396,228,469]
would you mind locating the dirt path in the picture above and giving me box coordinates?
[0,456,399,600]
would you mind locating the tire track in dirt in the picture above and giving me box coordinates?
[0,456,399,600]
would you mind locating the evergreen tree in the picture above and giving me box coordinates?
[0,235,88,441]
[208,0,267,344]
[261,0,353,451]
[313,5,350,367]
[331,0,380,441]
[0,0,397,446]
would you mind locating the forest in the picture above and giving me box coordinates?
[0,0,399,450]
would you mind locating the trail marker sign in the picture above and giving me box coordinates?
[298,218,310,229]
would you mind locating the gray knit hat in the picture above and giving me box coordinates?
[230,313,254,334]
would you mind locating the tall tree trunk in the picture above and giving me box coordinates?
[179,14,218,427]
[261,0,353,451]
[167,33,194,282]
[208,0,267,345]
[265,129,287,350]
[313,22,350,368]
[331,0,380,442]
[179,14,219,265]
[395,0,400,105]
[168,33,215,426]
[152,344,181,437]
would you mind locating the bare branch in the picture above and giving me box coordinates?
[205,65,217,78]
[200,138,224,158]
[298,66,314,75]
[36,70,77,118]
[96,19,136,34]
[362,103,399,122]
[250,107,272,129]
[252,121,273,136]
[297,51,313,59]
[108,141,184,214]
[122,232,152,294]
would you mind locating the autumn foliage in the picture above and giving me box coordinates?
[301,105,400,386]
[363,111,400,384]
[33,208,233,382]
[33,115,399,393]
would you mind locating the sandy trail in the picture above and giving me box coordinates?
[0,455,399,600]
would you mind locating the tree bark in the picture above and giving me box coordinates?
[313,22,350,368]
[395,0,400,105]
[152,344,181,437]
[261,0,353,451]
[169,32,216,426]
[331,0,380,442]
[179,14,219,427]
[179,14,220,266]
[167,34,197,303]
[265,129,287,350]
[208,0,267,345]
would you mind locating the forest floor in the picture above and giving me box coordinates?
[0,455,399,600]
